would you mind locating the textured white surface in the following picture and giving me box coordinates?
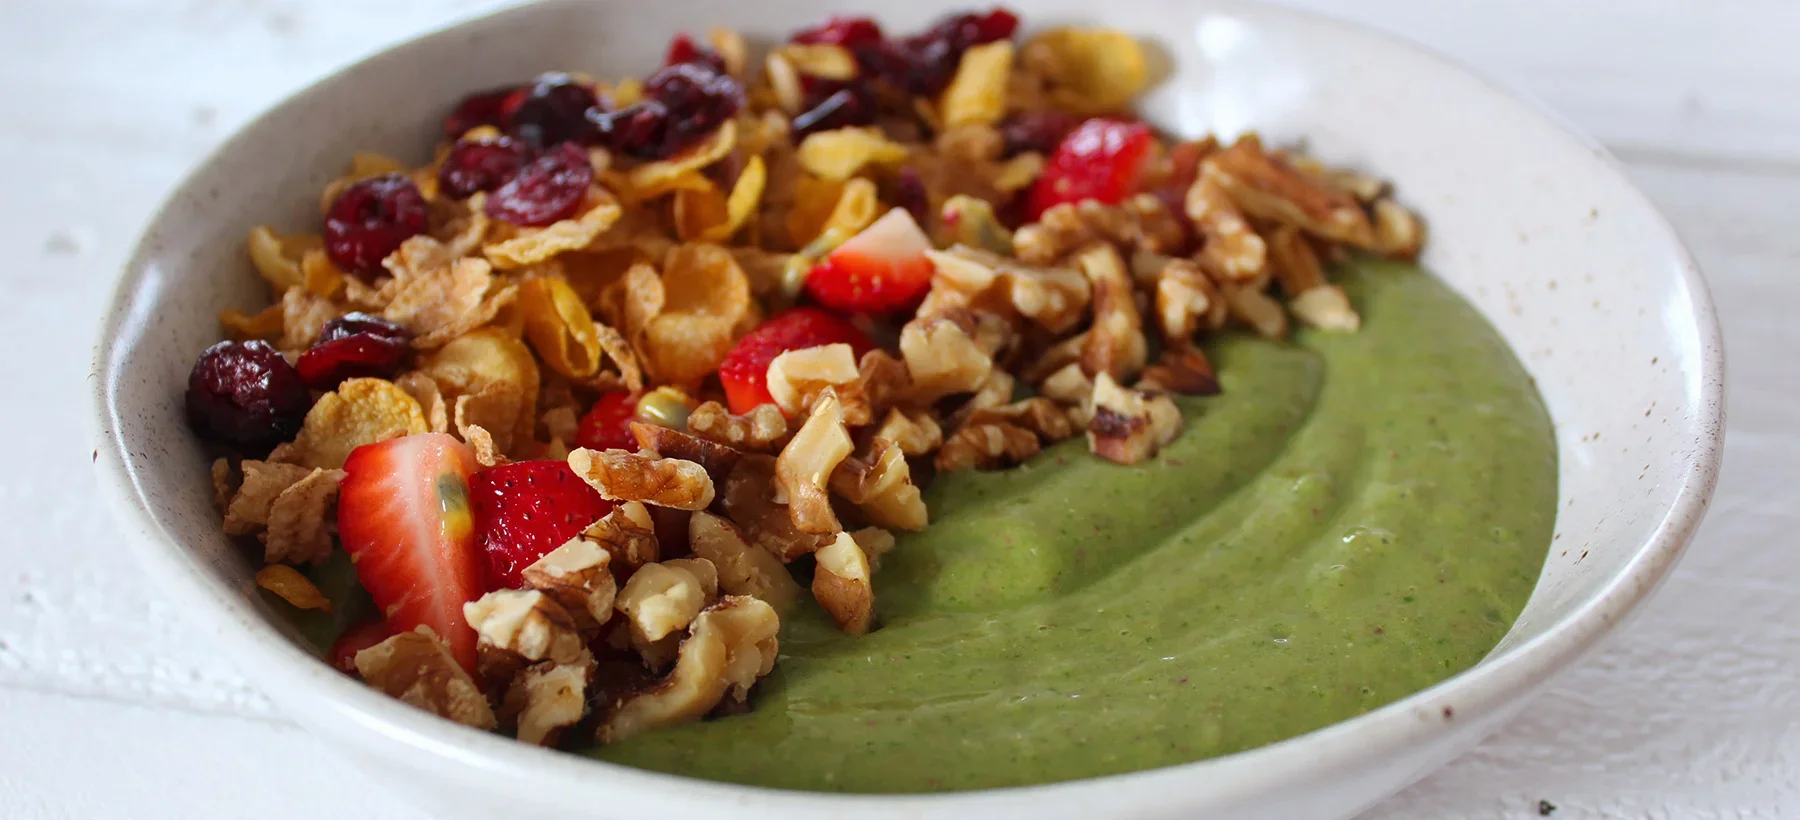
[6,0,1793,817]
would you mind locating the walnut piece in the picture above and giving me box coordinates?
[900,312,994,402]
[965,397,1075,442]
[521,537,617,631]
[831,438,929,531]
[1372,198,1425,259]
[629,421,742,485]
[936,419,1041,472]
[851,526,898,573]
[581,501,660,577]
[463,589,586,665]
[1220,279,1289,339]
[616,558,720,650]
[1076,243,1148,383]
[1087,372,1183,465]
[688,511,802,612]
[1139,348,1221,396]
[855,349,913,419]
[354,626,497,730]
[720,454,834,562]
[504,657,592,747]
[1290,285,1361,332]
[766,343,861,418]
[1150,256,1226,345]
[871,407,943,456]
[567,447,715,510]
[686,400,790,452]
[812,532,874,635]
[1014,196,1184,266]
[1186,176,1268,281]
[597,595,779,744]
[924,245,1090,333]
[1039,361,1094,406]
[1201,136,1376,248]
[775,388,854,534]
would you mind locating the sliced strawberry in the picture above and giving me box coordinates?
[337,433,484,674]
[1026,117,1156,221]
[803,207,936,314]
[572,390,639,452]
[470,460,615,591]
[718,307,875,414]
[329,617,395,675]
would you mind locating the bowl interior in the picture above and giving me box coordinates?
[92,0,1721,816]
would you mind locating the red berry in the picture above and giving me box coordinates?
[337,433,484,673]
[804,208,936,315]
[186,340,312,452]
[999,110,1081,157]
[323,174,429,277]
[893,167,931,228]
[484,142,592,226]
[295,313,411,390]
[1026,118,1156,221]
[469,460,615,590]
[504,72,600,150]
[572,391,640,452]
[643,62,744,158]
[586,100,670,157]
[792,16,885,48]
[442,85,521,141]
[718,308,875,414]
[792,83,879,138]
[437,136,529,199]
[665,32,728,74]
[329,618,394,675]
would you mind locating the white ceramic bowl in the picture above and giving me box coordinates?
[89,1,1724,817]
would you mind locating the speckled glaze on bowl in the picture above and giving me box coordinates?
[88,1,1723,817]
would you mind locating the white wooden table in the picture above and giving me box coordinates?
[10,1,1796,816]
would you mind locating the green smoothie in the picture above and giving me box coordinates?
[586,260,1557,791]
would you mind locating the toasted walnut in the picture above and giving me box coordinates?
[1372,198,1424,259]
[687,401,790,452]
[966,397,1075,442]
[597,595,779,743]
[1290,285,1361,332]
[831,438,928,531]
[1221,280,1289,339]
[812,532,874,635]
[688,512,802,612]
[721,454,833,561]
[871,407,943,456]
[1076,243,1148,383]
[1087,372,1183,465]
[900,312,993,402]
[1286,153,1387,202]
[1186,176,1267,281]
[936,419,1041,471]
[855,349,912,418]
[355,626,496,730]
[616,559,719,648]
[582,501,660,577]
[1266,224,1327,296]
[1201,136,1375,248]
[951,368,1016,427]
[521,537,616,631]
[925,245,1090,333]
[1014,196,1184,267]
[766,343,860,418]
[1039,362,1094,406]
[775,388,854,534]
[505,657,591,747]
[463,589,586,665]
[851,526,897,573]
[1020,331,1087,384]
[629,422,742,485]
[567,447,715,510]
[1150,256,1226,345]
[1139,348,1221,396]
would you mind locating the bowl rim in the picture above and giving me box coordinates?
[88,0,1725,813]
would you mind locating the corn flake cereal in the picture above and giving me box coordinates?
[1026,28,1150,115]
[246,226,321,292]
[276,378,429,470]
[940,40,1014,128]
[263,467,347,565]
[484,188,625,269]
[796,127,909,181]
[519,276,604,378]
[255,564,332,611]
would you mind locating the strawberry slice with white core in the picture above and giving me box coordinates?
[337,432,484,674]
[803,207,936,314]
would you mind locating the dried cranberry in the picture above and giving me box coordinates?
[941,8,1019,46]
[504,72,600,149]
[186,340,312,451]
[296,313,411,390]
[792,83,878,137]
[436,136,530,199]
[641,62,743,158]
[894,167,931,227]
[880,8,1022,96]
[323,174,428,277]
[587,101,670,156]
[999,110,1082,156]
[484,142,592,226]
[665,32,728,74]
[442,85,521,140]
[792,16,885,48]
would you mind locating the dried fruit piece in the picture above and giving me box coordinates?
[186,340,312,452]
[324,174,429,277]
[296,313,411,390]
[504,72,601,150]
[443,85,522,141]
[470,460,615,591]
[485,143,595,227]
[438,136,530,200]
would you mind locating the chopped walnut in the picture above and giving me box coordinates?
[871,407,943,456]
[582,501,660,577]
[1286,153,1387,202]
[1186,175,1268,281]
[855,349,913,417]
[1020,331,1087,384]
[504,657,591,747]
[1014,196,1184,266]
[1266,224,1327,296]
[936,419,1041,472]
[354,626,496,730]
[463,589,587,665]
[1139,348,1221,396]
[597,595,779,744]
[1075,243,1148,383]
[1201,136,1376,248]
[521,537,617,631]
[850,526,897,573]
[812,532,874,635]
[765,343,861,418]
[720,454,834,562]
[616,558,720,667]
[1149,255,1227,345]
[629,421,742,485]
[950,368,1016,427]
[1290,285,1361,332]
[831,438,928,531]
[900,311,994,402]
[1220,279,1289,339]
[688,511,802,612]
[567,447,715,510]
[966,397,1075,442]
[1039,362,1094,406]
[1372,198,1425,259]
[686,401,790,452]
[775,388,854,534]
[1087,372,1183,465]
[924,245,1090,333]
